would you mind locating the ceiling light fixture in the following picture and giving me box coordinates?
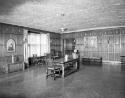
[60,13,68,33]
[60,27,68,32]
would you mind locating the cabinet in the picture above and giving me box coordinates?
[64,38,75,55]
[7,62,24,73]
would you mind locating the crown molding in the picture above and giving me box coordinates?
[64,25,125,33]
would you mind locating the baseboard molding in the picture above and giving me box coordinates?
[102,61,121,64]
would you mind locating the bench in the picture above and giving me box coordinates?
[7,62,24,73]
[120,56,125,69]
[0,62,24,74]
[82,57,102,65]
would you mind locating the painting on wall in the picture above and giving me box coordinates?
[84,36,97,48]
[7,39,16,52]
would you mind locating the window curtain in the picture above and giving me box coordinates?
[40,34,50,56]
[28,33,50,57]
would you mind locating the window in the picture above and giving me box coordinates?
[28,33,50,57]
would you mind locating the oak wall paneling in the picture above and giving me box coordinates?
[62,27,125,62]
[0,23,24,73]
[0,23,62,73]
[50,33,61,56]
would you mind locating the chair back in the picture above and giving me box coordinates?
[45,54,54,67]
[46,58,53,67]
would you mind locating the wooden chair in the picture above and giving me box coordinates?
[45,57,61,80]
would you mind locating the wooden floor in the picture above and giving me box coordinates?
[0,63,125,98]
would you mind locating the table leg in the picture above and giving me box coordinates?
[75,60,78,69]
[62,64,64,78]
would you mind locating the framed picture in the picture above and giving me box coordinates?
[7,39,16,52]
[84,36,97,48]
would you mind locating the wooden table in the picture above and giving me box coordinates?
[53,58,79,78]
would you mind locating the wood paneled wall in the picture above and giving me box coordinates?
[50,33,61,56]
[0,23,62,67]
[62,27,125,62]
[0,23,24,66]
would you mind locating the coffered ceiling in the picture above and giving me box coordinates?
[0,0,125,33]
